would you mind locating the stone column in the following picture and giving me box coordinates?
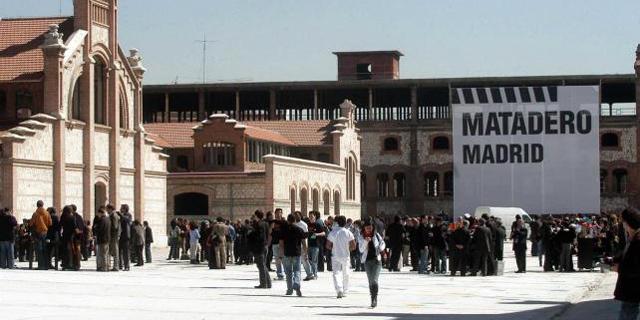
[82,58,95,220]
[127,49,147,221]
[313,89,318,120]
[269,89,277,120]
[368,88,373,120]
[164,92,170,122]
[108,64,120,207]
[198,90,205,120]
[410,86,418,123]
[235,91,240,120]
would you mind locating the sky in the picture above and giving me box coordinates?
[2,0,640,85]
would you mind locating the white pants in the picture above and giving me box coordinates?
[332,258,350,294]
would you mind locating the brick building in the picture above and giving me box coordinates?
[0,0,167,238]
[144,49,640,218]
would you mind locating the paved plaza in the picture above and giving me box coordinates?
[0,245,621,320]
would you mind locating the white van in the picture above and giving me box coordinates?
[473,206,532,235]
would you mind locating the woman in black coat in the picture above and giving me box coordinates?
[614,208,640,320]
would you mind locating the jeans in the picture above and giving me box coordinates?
[364,259,381,297]
[145,243,152,263]
[0,241,14,269]
[531,240,539,256]
[431,247,447,273]
[119,240,130,269]
[331,258,350,294]
[283,256,301,292]
[619,301,639,320]
[34,234,47,270]
[309,247,319,277]
[254,252,271,287]
[272,244,284,278]
[419,248,429,274]
[301,249,312,278]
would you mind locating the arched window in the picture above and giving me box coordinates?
[334,190,341,215]
[600,169,607,194]
[312,188,320,212]
[323,190,331,216]
[433,136,450,150]
[393,173,406,198]
[300,188,308,215]
[15,90,33,120]
[601,133,619,148]
[174,192,208,216]
[345,156,357,200]
[176,155,189,171]
[361,173,367,198]
[70,78,81,120]
[444,171,453,196]
[290,188,297,214]
[94,60,106,124]
[613,169,628,194]
[383,137,399,151]
[119,93,127,129]
[203,141,235,167]
[424,172,439,197]
[377,173,389,198]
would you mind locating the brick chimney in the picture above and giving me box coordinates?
[333,50,403,81]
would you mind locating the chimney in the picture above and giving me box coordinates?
[333,50,403,81]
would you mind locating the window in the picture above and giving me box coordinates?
[312,188,320,212]
[15,90,33,120]
[490,88,502,103]
[424,172,439,197]
[323,190,331,216]
[300,188,308,215]
[477,88,488,104]
[356,63,372,80]
[176,155,189,171]
[345,157,357,200]
[444,171,453,196]
[505,87,516,103]
[383,137,399,152]
[393,173,405,198]
[94,60,106,124]
[600,169,607,194]
[174,192,208,216]
[432,136,450,151]
[334,190,341,215]
[290,188,296,214]
[119,94,127,129]
[519,87,531,103]
[203,141,235,167]
[462,88,474,104]
[70,79,81,120]
[601,133,619,148]
[377,173,389,198]
[613,169,628,194]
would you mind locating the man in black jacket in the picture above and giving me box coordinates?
[93,208,111,271]
[250,210,271,289]
[118,204,132,271]
[143,221,154,263]
[430,217,447,274]
[0,209,18,269]
[471,219,492,276]
[512,219,528,273]
[450,220,470,276]
[386,215,404,272]
[71,205,86,269]
[613,208,640,320]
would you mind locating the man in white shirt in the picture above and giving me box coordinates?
[326,215,356,298]
[293,212,314,281]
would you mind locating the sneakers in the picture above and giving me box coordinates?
[303,276,314,281]
[337,291,344,299]
[285,289,293,296]
[296,288,302,297]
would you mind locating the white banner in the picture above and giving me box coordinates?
[452,86,600,215]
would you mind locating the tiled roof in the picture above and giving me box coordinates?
[144,119,333,149]
[0,16,73,82]
[245,120,332,146]
[143,122,195,148]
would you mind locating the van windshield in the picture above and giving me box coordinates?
[522,215,532,223]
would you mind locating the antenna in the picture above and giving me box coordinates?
[195,34,217,84]
[59,0,63,16]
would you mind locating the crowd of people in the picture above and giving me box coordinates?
[0,200,154,271]
[1,201,639,315]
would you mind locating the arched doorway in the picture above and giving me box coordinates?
[300,188,308,215]
[95,182,107,214]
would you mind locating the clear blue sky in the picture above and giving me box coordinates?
[2,0,639,84]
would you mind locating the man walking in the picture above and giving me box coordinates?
[118,204,132,271]
[93,208,111,271]
[143,221,153,263]
[106,205,121,271]
[280,214,306,296]
[293,212,314,281]
[326,215,356,298]
[29,200,52,270]
[512,219,528,273]
[471,218,492,276]
[270,209,285,280]
[211,217,229,269]
[386,215,404,272]
[250,210,271,289]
